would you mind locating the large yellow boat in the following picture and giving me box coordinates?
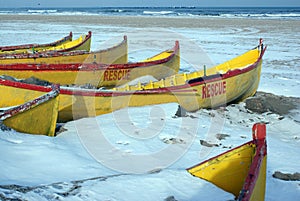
[0,41,179,87]
[0,31,91,54]
[0,34,126,65]
[187,123,267,201]
[0,85,59,137]
[113,40,266,112]
[0,40,266,122]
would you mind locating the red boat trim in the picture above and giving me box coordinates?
[186,123,267,201]
[0,33,125,60]
[54,31,91,52]
[60,87,196,97]
[0,85,59,120]
[187,46,267,87]
[138,45,266,93]
[0,77,195,97]
[0,44,265,98]
[186,140,254,171]
[0,32,73,51]
[0,78,52,93]
[0,39,177,71]
[238,123,267,201]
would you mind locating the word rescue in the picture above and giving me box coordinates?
[202,81,226,99]
[103,69,131,81]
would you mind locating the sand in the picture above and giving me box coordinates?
[1,14,300,30]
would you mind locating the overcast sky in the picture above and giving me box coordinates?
[0,0,299,8]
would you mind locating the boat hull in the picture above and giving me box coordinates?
[58,89,191,122]
[114,46,265,113]
[0,86,59,136]
[187,123,267,201]
[0,40,178,88]
[0,32,91,55]
[0,41,265,122]
[0,32,73,54]
[0,35,127,65]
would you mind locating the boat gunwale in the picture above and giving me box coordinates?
[0,44,266,97]
[187,123,267,201]
[187,45,267,87]
[0,32,73,51]
[0,77,196,97]
[186,140,255,172]
[115,44,267,94]
[53,31,91,53]
[238,124,267,201]
[0,31,94,59]
[0,85,60,120]
[0,39,177,71]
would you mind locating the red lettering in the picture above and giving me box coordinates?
[113,71,117,80]
[211,83,215,97]
[215,83,219,96]
[201,81,227,99]
[202,85,206,99]
[207,84,210,98]
[118,70,123,80]
[109,71,113,81]
[223,81,226,93]
[104,71,109,81]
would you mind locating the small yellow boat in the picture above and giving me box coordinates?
[187,123,267,201]
[0,41,178,87]
[0,32,91,54]
[0,34,126,65]
[0,85,59,136]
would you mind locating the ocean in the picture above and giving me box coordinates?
[0,6,300,19]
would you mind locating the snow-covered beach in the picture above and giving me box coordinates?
[0,13,300,200]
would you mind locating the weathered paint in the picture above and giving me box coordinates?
[0,85,59,136]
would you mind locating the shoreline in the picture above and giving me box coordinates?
[1,14,300,28]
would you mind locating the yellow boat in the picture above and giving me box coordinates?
[187,123,267,201]
[0,39,265,122]
[0,41,179,87]
[0,34,126,65]
[0,85,59,137]
[113,39,267,112]
[0,31,91,54]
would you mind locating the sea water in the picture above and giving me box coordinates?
[0,7,300,19]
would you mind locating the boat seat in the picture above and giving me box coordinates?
[187,73,223,85]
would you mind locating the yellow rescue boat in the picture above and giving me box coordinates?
[113,39,266,112]
[0,41,179,87]
[0,39,265,122]
[0,31,91,54]
[187,123,267,201]
[0,34,126,65]
[0,85,59,136]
